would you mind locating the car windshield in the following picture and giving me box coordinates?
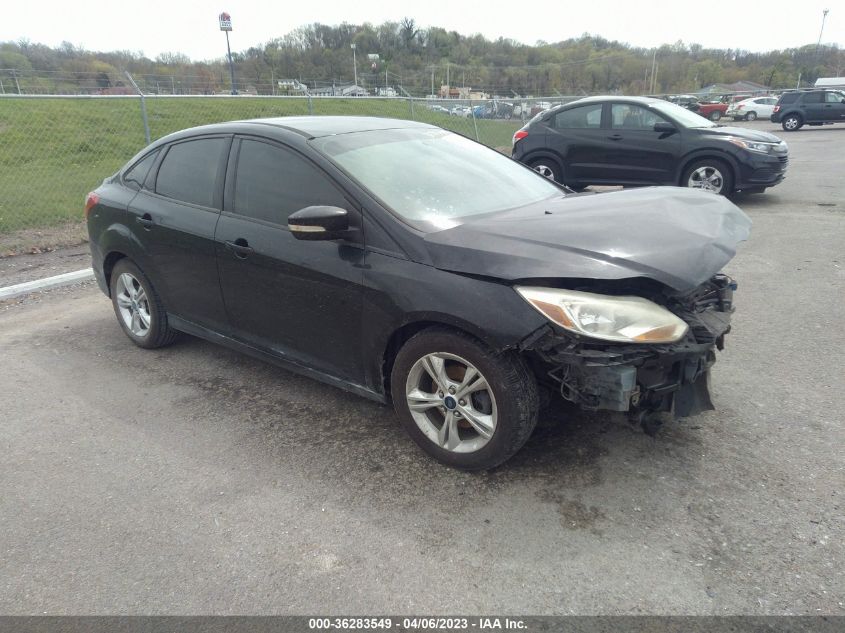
[649,101,717,128]
[310,127,563,230]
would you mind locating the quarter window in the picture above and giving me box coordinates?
[123,150,158,190]
[611,104,666,130]
[155,138,228,208]
[233,139,347,225]
[553,104,603,129]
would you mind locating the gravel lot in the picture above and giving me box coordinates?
[1,120,843,615]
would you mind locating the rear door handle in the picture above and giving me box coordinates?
[608,134,623,141]
[225,239,254,259]
[136,213,154,229]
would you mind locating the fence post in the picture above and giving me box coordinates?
[408,97,415,119]
[125,71,151,145]
[470,99,480,142]
[307,94,313,115]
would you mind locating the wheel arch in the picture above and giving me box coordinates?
[381,318,500,402]
[102,251,129,296]
[520,149,565,173]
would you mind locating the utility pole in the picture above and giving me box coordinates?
[649,49,657,94]
[351,43,358,91]
[219,12,236,94]
[816,9,830,58]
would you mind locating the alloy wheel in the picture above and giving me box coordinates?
[687,166,724,193]
[115,272,151,337]
[533,164,555,179]
[405,352,497,453]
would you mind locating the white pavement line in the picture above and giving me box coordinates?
[0,268,95,300]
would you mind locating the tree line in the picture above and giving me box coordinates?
[1,20,842,96]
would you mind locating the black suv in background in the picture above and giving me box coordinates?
[512,96,789,195]
[771,90,845,131]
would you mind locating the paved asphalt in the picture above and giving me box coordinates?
[0,120,842,615]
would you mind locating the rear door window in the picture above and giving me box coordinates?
[802,92,823,104]
[155,138,228,208]
[553,104,603,129]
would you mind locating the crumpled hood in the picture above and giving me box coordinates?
[424,187,752,292]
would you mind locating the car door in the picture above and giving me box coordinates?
[757,98,777,118]
[546,103,607,183]
[214,136,365,382]
[800,91,826,121]
[127,135,231,331]
[823,91,845,122]
[598,103,682,185]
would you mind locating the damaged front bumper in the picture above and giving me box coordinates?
[523,275,736,422]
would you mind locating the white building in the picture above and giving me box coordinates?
[815,77,845,89]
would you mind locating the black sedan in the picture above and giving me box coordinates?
[512,96,788,195]
[86,117,750,469]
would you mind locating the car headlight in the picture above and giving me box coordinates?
[726,137,773,154]
[515,286,689,344]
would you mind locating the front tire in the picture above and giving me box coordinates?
[109,259,178,349]
[682,158,734,195]
[782,114,803,131]
[390,328,538,470]
[709,110,722,121]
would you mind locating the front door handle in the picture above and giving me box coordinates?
[225,238,254,259]
[607,134,623,141]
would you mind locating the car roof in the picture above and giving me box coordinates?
[234,116,436,138]
[559,95,666,107]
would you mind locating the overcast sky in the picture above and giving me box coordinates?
[2,0,841,61]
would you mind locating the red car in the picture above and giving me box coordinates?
[697,102,729,121]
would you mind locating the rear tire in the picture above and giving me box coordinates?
[709,110,722,121]
[782,114,803,131]
[745,111,757,121]
[390,328,538,470]
[109,259,178,349]
[529,158,562,183]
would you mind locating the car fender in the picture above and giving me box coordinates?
[97,222,158,291]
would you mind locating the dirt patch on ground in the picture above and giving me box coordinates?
[0,221,88,258]
[0,242,91,287]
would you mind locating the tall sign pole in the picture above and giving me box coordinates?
[351,43,358,92]
[219,12,236,95]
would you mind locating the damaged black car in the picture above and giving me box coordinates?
[85,117,751,470]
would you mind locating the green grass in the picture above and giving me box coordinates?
[0,97,521,233]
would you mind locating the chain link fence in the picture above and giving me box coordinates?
[0,94,580,236]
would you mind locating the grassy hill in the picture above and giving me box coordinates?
[0,96,522,233]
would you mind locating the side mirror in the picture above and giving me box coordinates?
[288,206,350,241]
[653,121,677,134]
